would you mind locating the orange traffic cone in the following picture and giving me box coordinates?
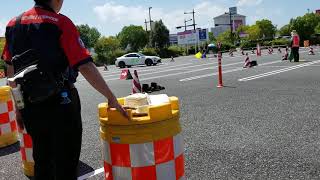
[132,70,142,94]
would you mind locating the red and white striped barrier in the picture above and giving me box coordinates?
[243,55,251,68]
[0,86,18,148]
[102,133,185,180]
[19,127,34,177]
[132,70,142,94]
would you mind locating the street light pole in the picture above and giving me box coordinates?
[192,9,196,30]
[229,12,233,45]
[149,7,153,31]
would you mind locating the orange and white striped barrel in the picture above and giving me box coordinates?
[0,86,18,148]
[19,127,34,177]
[102,133,185,180]
[0,70,6,79]
[99,96,185,180]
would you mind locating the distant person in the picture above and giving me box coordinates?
[291,30,300,62]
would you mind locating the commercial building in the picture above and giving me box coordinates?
[316,9,320,15]
[211,7,246,37]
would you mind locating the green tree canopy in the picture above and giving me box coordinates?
[246,25,261,40]
[77,24,101,49]
[217,30,232,44]
[256,19,277,39]
[315,23,320,34]
[289,13,320,41]
[150,20,170,49]
[208,32,216,43]
[278,24,291,36]
[117,25,148,52]
[94,36,122,65]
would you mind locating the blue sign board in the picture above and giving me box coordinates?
[199,29,207,41]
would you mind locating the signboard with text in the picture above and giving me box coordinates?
[177,29,209,45]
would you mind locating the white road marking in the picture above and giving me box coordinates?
[140,61,244,81]
[179,60,283,82]
[78,62,194,82]
[180,68,244,82]
[77,167,104,180]
[238,60,320,82]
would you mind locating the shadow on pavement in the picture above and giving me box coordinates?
[78,161,95,177]
[0,142,20,157]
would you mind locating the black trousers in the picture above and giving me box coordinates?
[292,47,300,62]
[22,88,82,180]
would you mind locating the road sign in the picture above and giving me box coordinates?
[229,7,237,15]
[199,29,208,41]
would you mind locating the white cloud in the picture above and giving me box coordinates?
[93,1,227,34]
[237,0,263,7]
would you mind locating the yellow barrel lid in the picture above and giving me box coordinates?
[99,96,179,126]
[0,86,12,102]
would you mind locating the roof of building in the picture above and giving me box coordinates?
[214,13,246,19]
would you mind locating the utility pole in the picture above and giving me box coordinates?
[184,9,196,30]
[144,19,148,31]
[176,19,193,31]
[184,9,197,53]
[149,7,153,31]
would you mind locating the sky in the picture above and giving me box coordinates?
[0,0,319,37]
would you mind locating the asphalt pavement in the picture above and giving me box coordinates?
[1,47,320,179]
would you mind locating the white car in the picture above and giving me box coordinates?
[115,53,161,68]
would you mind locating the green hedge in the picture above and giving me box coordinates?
[141,47,157,56]
[141,46,184,58]
[0,39,6,70]
[94,49,126,65]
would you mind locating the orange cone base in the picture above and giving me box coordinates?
[217,84,224,88]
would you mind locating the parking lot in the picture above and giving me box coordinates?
[1,47,320,179]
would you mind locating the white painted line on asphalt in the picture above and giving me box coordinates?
[78,62,195,82]
[179,60,283,82]
[100,62,195,77]
[79,61,243,83]
[238,60,320,82]
[180,68,244,82]
[140,61,244,81]
[77,167,104,180]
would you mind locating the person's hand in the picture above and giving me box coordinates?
[16,110,24,130]
[108,98,129,119]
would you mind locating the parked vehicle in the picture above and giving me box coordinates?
[115,53,161,68]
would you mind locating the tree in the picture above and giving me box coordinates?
[117,25,148,52]
[217,30,232,44]
[289,13,320,41]
[208,32,216,43]
[77,24,101,49]
[150,20,170,49]
[94,36,123,65]
[0,38,5,70]
[315,23,320,34]
[246,25,261,40]
[256,19,277,39]
[279,24,291,36]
